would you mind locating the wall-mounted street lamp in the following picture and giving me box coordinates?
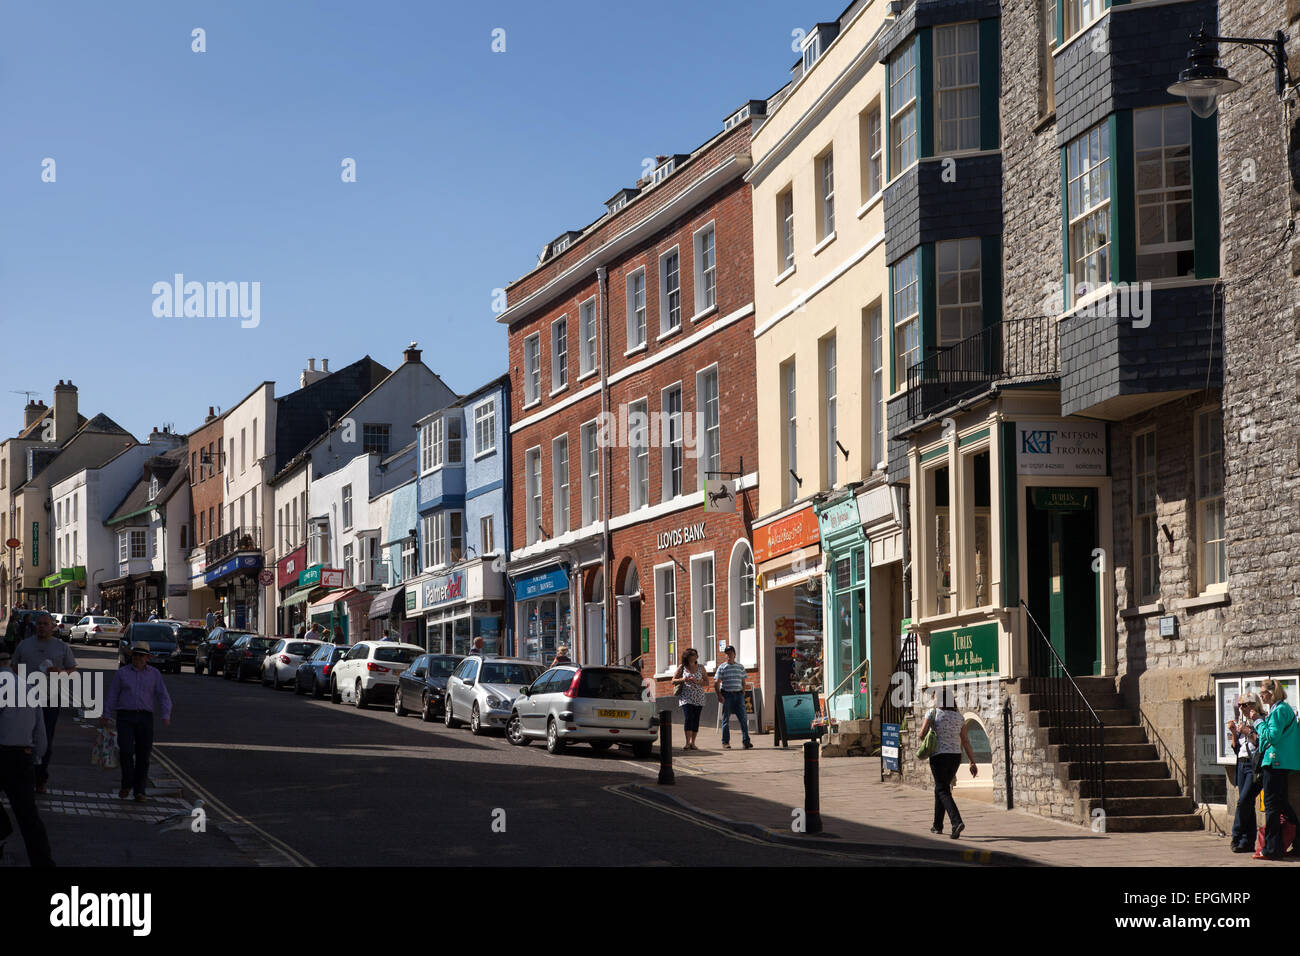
[1168,26,1289,118]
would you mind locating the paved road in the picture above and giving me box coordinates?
[78,646,888,866]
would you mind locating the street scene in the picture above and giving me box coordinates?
[2,0,1300,933]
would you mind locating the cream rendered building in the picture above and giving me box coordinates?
[749,0,904,735]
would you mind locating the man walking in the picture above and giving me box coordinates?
[715,645,752,749]
[104,641,172,802]
[205,607,215,633]
[11,610,76,793]
[0,650,54,866]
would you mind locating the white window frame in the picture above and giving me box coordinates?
[817,148,835,241]
[921,459,954,618]
[420,513,437,571]
[801,29,821,73]
[1066,122,1112,296]
[626,268,647,352]
[867,302,885,470]
[1195,408,1227,594]
[1064,0,1104,42]
[696,365,720,491]
[130,529,146,559]
[822,335,837,488]
[863,104,883,200]
[552,434,570,536]
[889,37,919,176]
[892,250,920,391]
[661,383,684,501]
[523,333,542,406]
[779,187,795,272]
[691,552,717,659]
[934,22,981,154]
[473,399,497,458]
[551,315,568,394]
[728,539,756,643]
[446,415,463,466]
[343,541,354,586]
[658,246,682,336]
[692,222,717,317]
[579,296,598,377]
[654,562,678,676]
[581,420,600,527]
[402,536,416,582]
[1134,104,1194,280]
[958,443,992,611]
[628,398,650,511]
[936,237,982,346]
[525,447,543,546]
[1133,428,1159,604]
[428,417,445,471]
[342,484,353,531]
[480,514,494,556]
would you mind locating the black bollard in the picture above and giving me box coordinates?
[658,709,675,785]
[803,740,823,834]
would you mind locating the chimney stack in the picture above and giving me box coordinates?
[321,358,329,373]
[403,341,422,365]
[301,357,328,389]
[52,380,78,445]
[23,399,46,429]
[205,406,216,423]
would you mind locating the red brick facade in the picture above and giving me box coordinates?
[504,120,760,694]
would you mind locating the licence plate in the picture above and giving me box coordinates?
[597,709,632,719]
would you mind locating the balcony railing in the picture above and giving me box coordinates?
[205,525,262,566]
[906,317,1059,421]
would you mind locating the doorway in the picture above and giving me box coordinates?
[1025,487,1099,677]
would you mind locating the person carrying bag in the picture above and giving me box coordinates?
[916,688,978,839]
[1256,679,1300,859]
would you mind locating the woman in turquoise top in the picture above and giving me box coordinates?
[1257,680,1300,859]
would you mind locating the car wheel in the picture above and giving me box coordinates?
[444,700,460,729]
[261,666,272,688]
[223,663,233,680]
[590,741,613,752]
[312,675,325,700]
[394,688,407,717]
[273,670,283,691]
[546,718,565,755]
[354,679,367,709]
[421,693,434,723]
[294,675,305,695]
[470,703,486,736]
[506,712,530,746]
[631,741,653,760]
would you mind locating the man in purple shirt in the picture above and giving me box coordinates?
[104,642,173,802]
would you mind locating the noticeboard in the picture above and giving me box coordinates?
[779,693,819,741]
[881,722,901,771]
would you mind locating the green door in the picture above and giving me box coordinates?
[829,547,871,719]
[1026,488,1099,677]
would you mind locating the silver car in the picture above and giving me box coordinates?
[444,656,544,736]
[261,638,325,690]
[506,664,657,756]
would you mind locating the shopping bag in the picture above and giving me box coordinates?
[1253,814,1297,858]
[92,726,119,771]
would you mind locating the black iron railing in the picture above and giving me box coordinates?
[1020,599,1105,813]
[205,525,262,566]
[906,317,1059,421]
[878,633,917,781]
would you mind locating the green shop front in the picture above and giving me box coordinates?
[41,566,86,616]
[815,496,870,720]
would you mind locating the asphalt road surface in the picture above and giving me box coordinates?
[80,646,882,867]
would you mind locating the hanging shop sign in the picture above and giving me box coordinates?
[1016,421,1107,476]
[754,506,819,563]
[277,546,307,589]
[927,622,999,682]
[31,522,38,564]
[1030,487,1094,511]
[703,479,737,514]
[40,566,86,588]
[656,522,707,550]
[816,499,861,541]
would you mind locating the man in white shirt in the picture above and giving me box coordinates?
[11,611,76,793]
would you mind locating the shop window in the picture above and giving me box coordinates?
[1193,701,1226,804]
[790,580,824,694]
[960,449,991,610]
[691,554,716,660]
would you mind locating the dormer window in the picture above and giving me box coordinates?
[552,237,570,257]
[148,476,159,500]
[802,32,822,73]
[609,197,627,214]
[605,188,637,215]
[653,160,676,184]
[724,106,751,131]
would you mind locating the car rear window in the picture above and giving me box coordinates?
[175,628,205,643]
[481,663,544,685]
[426,657,460,677]
[248,638,276,651]
[286,642,317,656]
[96,618,121,626]
[576,669,644,700]
[131,624,176,644]
[373,647,420,664]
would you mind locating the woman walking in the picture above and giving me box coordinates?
[672,648,706,750]
[917,688,978,838]
[1257,679,1300,859]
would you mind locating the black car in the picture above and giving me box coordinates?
[155,620,206,669]
[295,642,347,699]
[119,622,185,673]
[195,628,252,676]
[223,634,277,681]
[394,654,464,721]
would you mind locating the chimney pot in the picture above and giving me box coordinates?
[322,358,329,373]
[308,358,316,371]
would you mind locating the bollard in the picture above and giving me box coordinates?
[658,709,675,785]
[803,740,823,834]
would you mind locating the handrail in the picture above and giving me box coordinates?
[879,633,918,781]
[1137,707,1226,836]
[1019,600,1106,814]
[824,657,870,705]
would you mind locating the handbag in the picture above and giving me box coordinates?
[917,710,938,759]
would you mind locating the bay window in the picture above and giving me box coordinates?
[934,23,980,153]
[892,250,920,387]
[1134,105,1193,279]
[1066,122,1111,294]
[889,37,919,175]
[936,237,982,346]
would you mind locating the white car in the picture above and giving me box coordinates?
[444,656,545,736]
[506,664,657,756]
[261,638,325,690]
[50,613,75,638]
[69,615,124,646]
[329,642,423,709]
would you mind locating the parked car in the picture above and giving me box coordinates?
[329,642,422,708]
[261,638,325,690]
[507,665,655,756]
[444,656,544,735]
[393,654,464,721]
[223,634,278,682]
[195,628,252,676]
[69,615,124,647]
[118,623,185,673]
[49,613,74,639]
[295,642,347,699]
[154,620,206,669]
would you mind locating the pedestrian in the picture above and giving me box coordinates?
[0,650,54,867]
[672,648,706,750]
[917,687,978,839]
[381,627,394,642]
[551,644,571,666]
[11,611,76,794]
[205,607,215,633]
[333,625,344,645]
[1256,679,1300,859]
[1228,692,1263,852]
[147,609,157,622]
[104,641,173,803]
[714,645,752,749]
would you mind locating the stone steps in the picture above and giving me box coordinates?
[1048,741,1158,763]
[1101,813,1207,833]
[1077,777,1184,798]
[1044,724,1147,745]
[1081,795,1199,817]
[1065,759,1173,781]
[1025,691,1128,712]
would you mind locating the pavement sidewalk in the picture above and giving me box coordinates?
[638,724,1283,867]
[0,707,260,867]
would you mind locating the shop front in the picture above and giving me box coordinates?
[205,553,265,632]
[815,497,869,720]
[513,565,571,665]
[299,564,346,639]
[275,546,308,636]
[411,558,506,656]
[367,584,406,642]
[99,570,166,623]
[755,504,822,730]
[41,566,86,616]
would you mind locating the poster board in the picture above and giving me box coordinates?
[1214,673,1300,764]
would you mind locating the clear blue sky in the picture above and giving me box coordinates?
[0,0,811,441]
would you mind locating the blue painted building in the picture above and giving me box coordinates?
[405,375,512,655]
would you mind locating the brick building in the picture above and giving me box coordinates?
[500,102,764,709]
[186,406,227,623]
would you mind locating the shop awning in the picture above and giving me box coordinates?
[307,588,364,615]
[280,589,314,609]
[368,585,404,620]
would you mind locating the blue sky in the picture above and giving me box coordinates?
[0,0,810,441]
